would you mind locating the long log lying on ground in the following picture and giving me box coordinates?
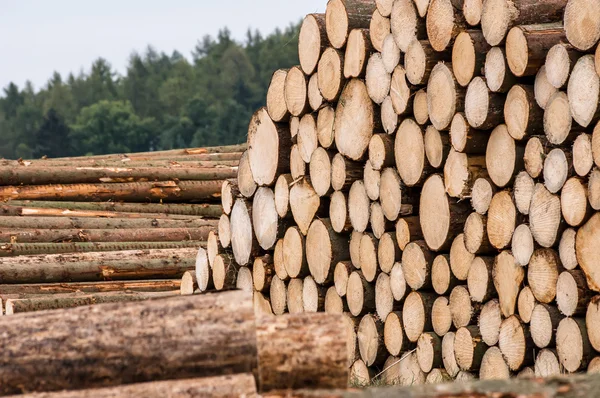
[0,216,217,230]
[0,241,204,257]
[0,280,181,295]
[0,227,211,243]
[0,291,348,395]
[0,166,237,185]
[0,206,213,220]
[0,248,197,283]
[3,201,223,217]
[9,374,258,398]
[0,159,240,169]
[0,180,223,202]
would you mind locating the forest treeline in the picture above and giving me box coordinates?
[0,24,300,159]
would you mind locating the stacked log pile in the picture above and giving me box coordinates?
[207,0,600,387]
[0,144,242,314]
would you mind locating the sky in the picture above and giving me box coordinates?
[0,0,326,91]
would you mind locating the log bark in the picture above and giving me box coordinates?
[325,0,377,49]
[0,241,203,257]
[0,279,181,296]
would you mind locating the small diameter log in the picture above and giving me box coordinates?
[487,190,519,250]
[523,136,546,179]
[426,0,466,52]
[452,31,491,87]
[535,65,559,110]
[218,214,231,249]
[370,9,391,52]
[465,77,505,130]
[375,272,397,320]
[557,270,593,316]
[11,374,258,398]
[317,106,335,149]
[310,148,335,197]
[564,0,600,50]
[195,248,212,293]
[382,34,401,73]
[391,0,425,52]
[559,228,578,271]
[350,230,363,268]
[420,174,470,251]
[590,168,600,210]
[544,91,576,145]
[546,43,582,89]
[514,171,535,216]
[290,178,324,235]
[378,232,401,273]
[506,23,566,77]
[450,285,479,328]
[454,326,487,372]
[325,286,346,314]
[212,255,238,291]
[590,357,600,373]
[432,254,459,295]
[512,224,534,267]
[449,234,476,281]
[498,315,534,371]
[382,95,399,134]
[505,85,544,140]
[544,148,572,193]
[471,177,495,215]
[481,0,567,46]
[442,332,460,377]
[406,40,450,86]
[486,124,524,188]
[347,271,376,317]
[318,48,346,102]
[253,187,281,250]
[270,276,288,315]
[427,63,465,131]
[479,299,503,346]
[450,112,489,154]
[369,134,395,171]
[530,183,562,248]
[221,180,239,216]
[267,69,290,122]
[345,29,372,78]
[395,119,429,187]
[577,215,600,291]
[468,257,495,303]
[391,261,408,301]
[464,213,494,255]
[359,233,379,282]
[331,153,363,191]
[587,296,600,352]
[535,349,561,378]
[427,368,453,384]
[364,163,381,201]
[274,174,292,219]
[236,267,254,293]
[376,0,393,16]
[286,278,304,314]
[307,219,349,285]
[302,276,326,312]
[414,89,430,125]
[417,332,443,373]
[299,14,328,75]
[231,199,258,266]
[403,291,436,342]
[273,239,289,281]
[0,292,258,395]
[238,151,258,198]
[556,317,594,373]
[283,226,308,279]
[380,167,413,220]
[562,177,593,227]
[480,346,511,380]
[366,53,391,105]
[334,79,378,161]
[350,359,374,386]
[424,125,450,169]
[371,201,394,239]
[358,313,386,367]
[396,216,423,251]
[485,48,517,95]
[348,180,371,232]
[298,114,318,164]
[384,311,409,357]
[330,191,350,234]
[248,108,292,186]
[402,240,435,290]
[253,256,274,293]
[443,150,487,199]
[284,66,309,117]
[493,251,525,317]
[432,296,453,336]
[310,75,324,113]
[180,271,197,296]
[530,303,562,348]
[325,0,376,49]
[569,55,600,128]
[518,286,537,324]
[528,248,562,304]
[573,133,594,177]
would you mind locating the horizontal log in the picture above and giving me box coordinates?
[0,216,217,230]
[0,241,204,257]
[1,157,242,169]
[0,166,237,185]
[0,280,182,295]
[0,206,209,220]
[9,374,258,398]
[0,248,197,283]
[0,181,223,202]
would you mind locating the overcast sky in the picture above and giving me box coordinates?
[0,0,326,91]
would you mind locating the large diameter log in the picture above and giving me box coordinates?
[493,251,525,317]
[481,0,567,46]
[0,227,210,244]
[0,180,223,202]
[0,292,258,395]
[506,23,566,77]
[247,107,292,186]
[0,241,203,257]
[335,79,378,161]
[564,0,600,51]
[3,201,223,218]
[325,0,376,49]
[299,14,328,75]
[0,248,197,284]
[4,291,178,314]
[9,375,258,398]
